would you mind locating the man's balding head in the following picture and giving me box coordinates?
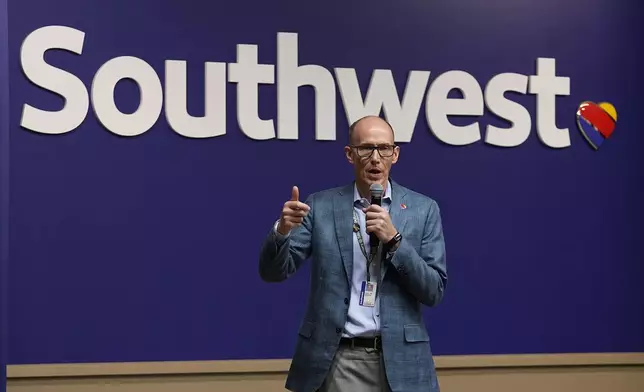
[348,115,395,145]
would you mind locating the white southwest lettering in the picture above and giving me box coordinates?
[20,25,89,135]
[277,32,336,141]
[165,60,227,138]
[92,56,163,136]
[426,70,484,146]
[335,68,430,143]
[529,58,571,148]
[484,73,531,147]
[19,25,572,148]
[228,43,276,140]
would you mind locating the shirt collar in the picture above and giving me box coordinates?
[353,180,392,206]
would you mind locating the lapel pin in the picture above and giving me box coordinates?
[400,203,407,209]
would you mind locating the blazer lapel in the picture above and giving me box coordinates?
[334,184,354,286]
[383,180,409,277]
[389,180,409,235]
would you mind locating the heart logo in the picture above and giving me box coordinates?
[576,101,617,150]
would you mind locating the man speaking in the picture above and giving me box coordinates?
[258,115,448,392]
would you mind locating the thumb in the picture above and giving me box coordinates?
[291,186,299,202]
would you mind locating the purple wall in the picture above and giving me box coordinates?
[1,0,11,387]
[3,0,644,365]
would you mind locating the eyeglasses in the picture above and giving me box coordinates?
[350,144,397,158]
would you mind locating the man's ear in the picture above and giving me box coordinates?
[344,146,354,164]
[391,146,400,164]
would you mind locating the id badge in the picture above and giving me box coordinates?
[359,281,377,307]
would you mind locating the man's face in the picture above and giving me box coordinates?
[344,117,400,190]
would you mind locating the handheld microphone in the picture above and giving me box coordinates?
[369,183,384,253]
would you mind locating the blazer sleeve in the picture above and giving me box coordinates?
[258,195,314,282]
[388,199,447,306]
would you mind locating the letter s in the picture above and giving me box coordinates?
[20,25,89,134]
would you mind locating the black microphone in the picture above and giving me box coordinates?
[369,183,384,254]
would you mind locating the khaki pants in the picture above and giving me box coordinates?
[319,345,391,392]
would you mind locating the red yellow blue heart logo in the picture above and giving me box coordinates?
[576,101,617,150]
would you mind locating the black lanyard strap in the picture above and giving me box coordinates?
[353,209,378,282]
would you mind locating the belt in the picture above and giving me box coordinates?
[339,336,382,351]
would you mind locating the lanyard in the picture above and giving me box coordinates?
[353,209,378,282]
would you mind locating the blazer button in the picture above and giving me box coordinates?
[344,298,349,305]
[336,327,342,334]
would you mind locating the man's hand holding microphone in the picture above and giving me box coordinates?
[276,186,310,235]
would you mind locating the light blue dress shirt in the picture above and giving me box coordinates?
[342,181,391,338]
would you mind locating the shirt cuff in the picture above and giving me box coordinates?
[273,220,290,245]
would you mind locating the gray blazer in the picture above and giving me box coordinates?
[259,179,448,392]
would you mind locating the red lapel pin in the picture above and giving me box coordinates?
[400,203,407,209]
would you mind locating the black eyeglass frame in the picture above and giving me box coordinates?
[349,144,398,158]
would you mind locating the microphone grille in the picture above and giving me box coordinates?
[370,183,384,198]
